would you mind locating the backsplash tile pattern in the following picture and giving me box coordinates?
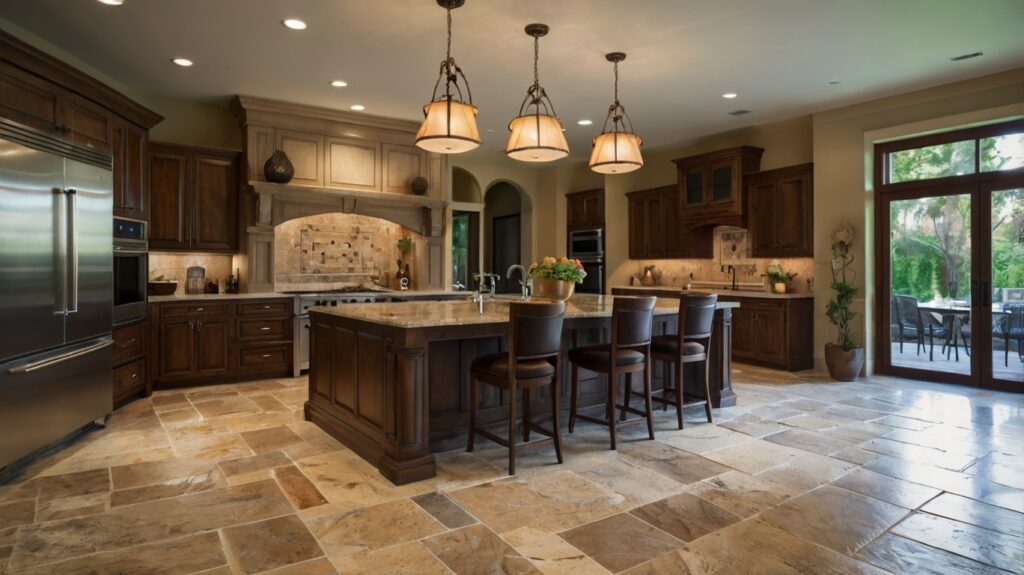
[149,253,234,295]
[274,213,419,291]
[629,227,814,293]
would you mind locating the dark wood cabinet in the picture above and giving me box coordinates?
[59,91,112,152]
[746,163,814,257]
[627,186,713,259]
[112,320,148,407]
[149,298,293,388]
[716,296,814,371]
[674,146,764,223]
[112,118,148,220]
[149,143,239,252]
[566,189,604,231]
[0,61,60,135]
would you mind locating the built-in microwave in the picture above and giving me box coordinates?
[569,228,604,259]
[113,217,148,325]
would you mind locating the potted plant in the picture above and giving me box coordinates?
[765,263,797,294]
[824,222,864,381]
[528,256,587,301]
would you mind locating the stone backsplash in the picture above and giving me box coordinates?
[149,253,236,295]
[274,213,420,291]
[626,227,815,293]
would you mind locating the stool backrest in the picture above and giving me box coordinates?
[612,296,657,348]
[509,301,567,361]
[680,292,718,340]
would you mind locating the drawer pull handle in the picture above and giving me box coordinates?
[262,305,271,309]
[193,307,205,312]
[259,326,272,331]
[260,354,271,359]
[131,373,138,379]
[121,337,138,347]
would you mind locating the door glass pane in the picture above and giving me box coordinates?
[889,194,972,375]
[992,188,1024,384]
[451,212,469,290]
[888,140,976,183]
[711,167,732,201]
[981,133,1024,172]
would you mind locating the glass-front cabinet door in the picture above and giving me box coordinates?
[683,167,705,207]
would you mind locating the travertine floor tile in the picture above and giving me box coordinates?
[423,524,540,574]
[559,513,683,573]
[892,512,1024,573]
[503,526,610,575]
[655,424,752,454]
[273,465,328,511]
[921,492,1024,538]
[240,425,305,454]
[261,557,338,575]
[111,467,226,507]
[701,438,807,473]
[755,453,855,492]
[760,485,909,554]
[618,441,730,484]
[686,471,796,518]
[856,533,1008,575]
[763,428,855,456]
[307,498,445,560]
[11,531,228,575]
[412,491,477,528]
[629,492,740,542]
[223,514,324,573]
[832,466,941,509]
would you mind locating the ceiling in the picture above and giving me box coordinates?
[2,0,1022,161]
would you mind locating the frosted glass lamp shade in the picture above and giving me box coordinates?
[506,114,570,162]
[589,131,643,174]
[415,100,481,154]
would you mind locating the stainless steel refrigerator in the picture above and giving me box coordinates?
[0,120,114,475]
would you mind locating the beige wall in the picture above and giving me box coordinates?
[811,68,1024,373]
[0,17,241,149]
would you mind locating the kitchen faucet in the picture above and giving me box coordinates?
[722,265,737,290]
[506,264,532,300]
[471,272,500,313]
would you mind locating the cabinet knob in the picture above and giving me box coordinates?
[131,373,138,379]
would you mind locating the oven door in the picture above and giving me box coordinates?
[112,248,147,325]
[569,229,604,259]
[577,261,604,294]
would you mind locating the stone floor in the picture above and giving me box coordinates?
[1,364,1023,574]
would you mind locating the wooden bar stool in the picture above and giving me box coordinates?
[646,292,718,429]
[568,296,657,450]
[467,301,567,475]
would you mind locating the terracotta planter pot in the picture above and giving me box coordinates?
[532,278,575,301]
[825,343,864,381]
[773,282,787,294]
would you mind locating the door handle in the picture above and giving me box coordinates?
[53,188,67,316]
[65,188,79,315]
[982,281,992,308]
[9,339,113,375]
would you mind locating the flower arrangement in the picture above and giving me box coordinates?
[528,256,587,284]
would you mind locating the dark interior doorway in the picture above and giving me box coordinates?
[492,214,521,293]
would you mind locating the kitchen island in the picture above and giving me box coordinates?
[306,294,739,484]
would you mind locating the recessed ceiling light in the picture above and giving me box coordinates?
[330,80,348,88]
[950,51,983,61]
[577,119,593,126]
[722,92,738,99]
[97,0,124,5]
[171,58,193,67]
[282,19,307,30]
[349,104,365,111]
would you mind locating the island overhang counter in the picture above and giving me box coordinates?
[305,294,739,484]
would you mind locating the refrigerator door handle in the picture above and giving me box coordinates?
[65,188,79,315]
[8,338,113,375]
[53,188,67,316]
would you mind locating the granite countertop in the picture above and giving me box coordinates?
[148,292,296,302]
[613,285,814,300]
[309,293,738,329]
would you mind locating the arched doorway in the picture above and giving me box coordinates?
[484,181,531,293]
[451,167,482,291]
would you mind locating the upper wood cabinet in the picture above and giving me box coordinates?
[627,186,713,259]
[111,118,148,220]
[148,142,239,253]
[674,146,764,222]
[275,129,323,187]
[326,137,380,191]
[745,163,814,257]
[383,143,428,195]
[566,189,604,231]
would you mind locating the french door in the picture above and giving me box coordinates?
[875,120,1024,391]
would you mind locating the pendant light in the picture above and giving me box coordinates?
[506,24,569,162]
[589,52,643,174]
[415,0,480,154]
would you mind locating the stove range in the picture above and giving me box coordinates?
[285,289,390,377]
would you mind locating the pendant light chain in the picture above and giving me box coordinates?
[444,6,452,100]
[533,34,540,90]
